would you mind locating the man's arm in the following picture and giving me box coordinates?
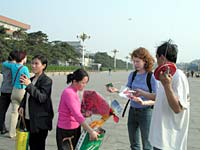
[159,72,182,113]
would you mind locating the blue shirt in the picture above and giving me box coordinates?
[3,61,30,89]
[126,71,157,108]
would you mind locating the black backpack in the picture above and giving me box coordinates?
[122,71,153,117]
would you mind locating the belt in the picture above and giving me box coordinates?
[130,106,152,111]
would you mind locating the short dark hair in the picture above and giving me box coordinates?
[8,50,18,61]
[32,55,48,71]
[156,40,178,63]
[67,68,89,84]
[15,50,27,63]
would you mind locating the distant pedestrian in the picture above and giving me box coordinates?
[186,72,190,78]
[2,50,30,138]
[191,70,194,77]
[56,68,99,150]
[149,40,190,150]
[0,51,17,135]
[108,68,112,76]
[18,54,54,150]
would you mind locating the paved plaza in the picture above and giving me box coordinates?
[0,71,200,150]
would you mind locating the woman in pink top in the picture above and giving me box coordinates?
[56,68,98,150]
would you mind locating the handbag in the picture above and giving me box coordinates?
[11,65,25,103]
[16,116,30,150]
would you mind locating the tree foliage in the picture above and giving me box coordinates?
[0,27,81,64]
[4,26,200,71]
[94,52,132,70]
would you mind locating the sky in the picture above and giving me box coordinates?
[1,0,200,63]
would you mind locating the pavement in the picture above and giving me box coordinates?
[0,71,200,150]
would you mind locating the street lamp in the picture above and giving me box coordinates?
[112,49,119,71]
[77,33,90,67]
[86,50,90,67]
[125,56,130,71]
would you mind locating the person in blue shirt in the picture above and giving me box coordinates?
[0,51,17,134]
[3,50,30,138]
[107,47,157,150]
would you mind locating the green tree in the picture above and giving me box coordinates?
[50,41,80,64]
[12,29,27,40]
[94,52,113,68]
[26,31,48,45]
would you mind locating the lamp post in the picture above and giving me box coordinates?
[77,33,90,67]
[86,50,90,67]
[125,56,130,71]
[112,49,119,71]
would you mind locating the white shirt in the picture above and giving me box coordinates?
[25,77,38,119]
[149,69,190,150]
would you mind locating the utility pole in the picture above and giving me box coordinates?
[112,49,119,71]
[77,33,90,67]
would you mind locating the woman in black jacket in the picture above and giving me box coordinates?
[19,55,54,150]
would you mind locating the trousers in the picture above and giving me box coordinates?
[0,92,11,131]
[25,119,48,150]
[9,88,25,137]
[56,126,81,150]
[128,106,153,150]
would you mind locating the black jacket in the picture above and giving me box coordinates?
[20,72,54,133]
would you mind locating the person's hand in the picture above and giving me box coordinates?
[18,107,24,117]
[89,130,99,141]
[134,89,146,97]
[107,87,119,93]
[20,74,31,86]
[159,71,173,88]
[130,96,144,105]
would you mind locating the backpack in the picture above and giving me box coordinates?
[122,71,153,117]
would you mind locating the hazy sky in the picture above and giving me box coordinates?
[1,0,199,63]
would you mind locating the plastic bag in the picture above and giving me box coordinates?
[75,128,105,150]
[16,116,29,150]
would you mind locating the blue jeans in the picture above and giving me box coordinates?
[128,107,153,150]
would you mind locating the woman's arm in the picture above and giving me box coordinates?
[81,121,99,140]
[128,95,155,106]
[134,89,156,100]
[106,87,119,93]
[20,75,52,103]
[2,61,12,69]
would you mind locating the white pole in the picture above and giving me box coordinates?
[77,33,90,67]
[114,54,116,70]
[112,49,119,71]
[82,42,84,66]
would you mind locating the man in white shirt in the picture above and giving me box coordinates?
[149,40,190,150]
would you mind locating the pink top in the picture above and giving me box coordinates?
[57,86,85,129]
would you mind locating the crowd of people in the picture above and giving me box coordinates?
[0,40,190,150]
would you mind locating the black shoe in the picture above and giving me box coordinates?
[0,129,8,135]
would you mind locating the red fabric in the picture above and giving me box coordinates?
[81,90,120,123]
[81,90,110,117]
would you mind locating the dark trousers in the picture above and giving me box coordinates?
[153,147,161,150]
[56,126,81,150]
[0,92,11,131]
[25,119,48,150]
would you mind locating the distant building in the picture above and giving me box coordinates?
[66,41,101,68]
[0,15,30,35]
[67,41,82,53]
